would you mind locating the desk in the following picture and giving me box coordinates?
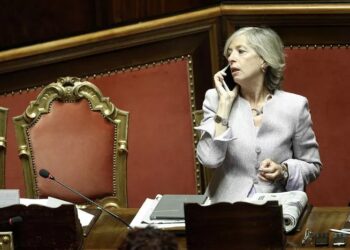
[287,207,350,249]
[83,207,350,249]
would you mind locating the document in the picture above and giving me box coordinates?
[0,189,20,208]
[244,191,308,233]
[133,191,307,233]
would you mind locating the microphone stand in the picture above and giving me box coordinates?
[48,176,132,229]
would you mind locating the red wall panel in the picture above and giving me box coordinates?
[0,58,197,207]
[284,47,350,206]
[90,59,197,207]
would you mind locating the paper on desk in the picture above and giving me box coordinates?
[130,198,185,229]
[0,189,20,208]
[77,209,95,227]
[244,191,308,233]
[20,198,48,206]
[20,197,94,227]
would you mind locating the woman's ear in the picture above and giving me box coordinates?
[260,62,267,73]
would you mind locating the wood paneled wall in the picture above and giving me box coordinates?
[1,3,350,206]
[0,0,218,50]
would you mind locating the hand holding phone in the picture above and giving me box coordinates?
[214,65,236,91]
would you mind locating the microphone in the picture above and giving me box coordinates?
[39,168,132,229]
[0,216,23,226]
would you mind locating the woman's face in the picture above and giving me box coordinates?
[227,35,265,84]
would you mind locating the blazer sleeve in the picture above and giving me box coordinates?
[284,97,322,191]
[195,89,235,168]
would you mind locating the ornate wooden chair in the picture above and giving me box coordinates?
[0,107,8,189]
[13,77,129,207]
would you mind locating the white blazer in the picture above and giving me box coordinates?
[196,89,322,203]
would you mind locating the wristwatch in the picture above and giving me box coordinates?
[214,115,229,127]
[281,163,289,181]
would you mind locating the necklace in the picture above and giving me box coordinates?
[251,107,263,116]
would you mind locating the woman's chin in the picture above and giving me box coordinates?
[233,76,241,84]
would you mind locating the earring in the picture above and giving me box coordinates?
[260,63,266,73]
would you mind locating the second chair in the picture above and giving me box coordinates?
[13,77,129,207]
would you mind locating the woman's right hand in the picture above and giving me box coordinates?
[214,68,239,105]
[213,68,239,136]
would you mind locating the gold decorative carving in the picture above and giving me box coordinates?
[18,145,29,157]
[185,57,203,194]
[0,107,8,189]
[192,109,214,193]
[0,137,5,148]
[0,108,8,149]
[13,77,129,207]
[0,232,14,250]
[117,140,128,154]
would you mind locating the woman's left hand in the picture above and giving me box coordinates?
[258,159,284,182]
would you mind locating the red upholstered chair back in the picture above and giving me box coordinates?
[13,77,129,206]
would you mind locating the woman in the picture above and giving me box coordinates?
[196,27,322,203]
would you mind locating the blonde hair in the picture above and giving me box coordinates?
[224,27,285,91]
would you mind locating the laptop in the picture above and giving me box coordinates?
[150,194,207,220]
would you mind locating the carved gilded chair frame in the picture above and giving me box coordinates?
[13,77,129,207]
[0,107,8,189]
[0,231,14,250]
[192,109,215,193]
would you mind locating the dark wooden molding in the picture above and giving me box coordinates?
[0,19,217,97]
[2,3,350,93]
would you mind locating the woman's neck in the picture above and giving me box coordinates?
[240,85,270,108]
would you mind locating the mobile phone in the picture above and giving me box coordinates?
[223,65,236,91]
[315,232,329,247]
[333,232,347,247]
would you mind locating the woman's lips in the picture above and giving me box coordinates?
[231,67,239,74]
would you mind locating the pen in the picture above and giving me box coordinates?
[329,228,350,235]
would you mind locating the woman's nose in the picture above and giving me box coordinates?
[228,51,237,62]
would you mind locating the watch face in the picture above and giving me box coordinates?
[214,115,228,126]
[281,164,288,180]
[214,115,222,123]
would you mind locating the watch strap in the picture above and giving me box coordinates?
[214,115,229,127]
[281,163,289,181]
